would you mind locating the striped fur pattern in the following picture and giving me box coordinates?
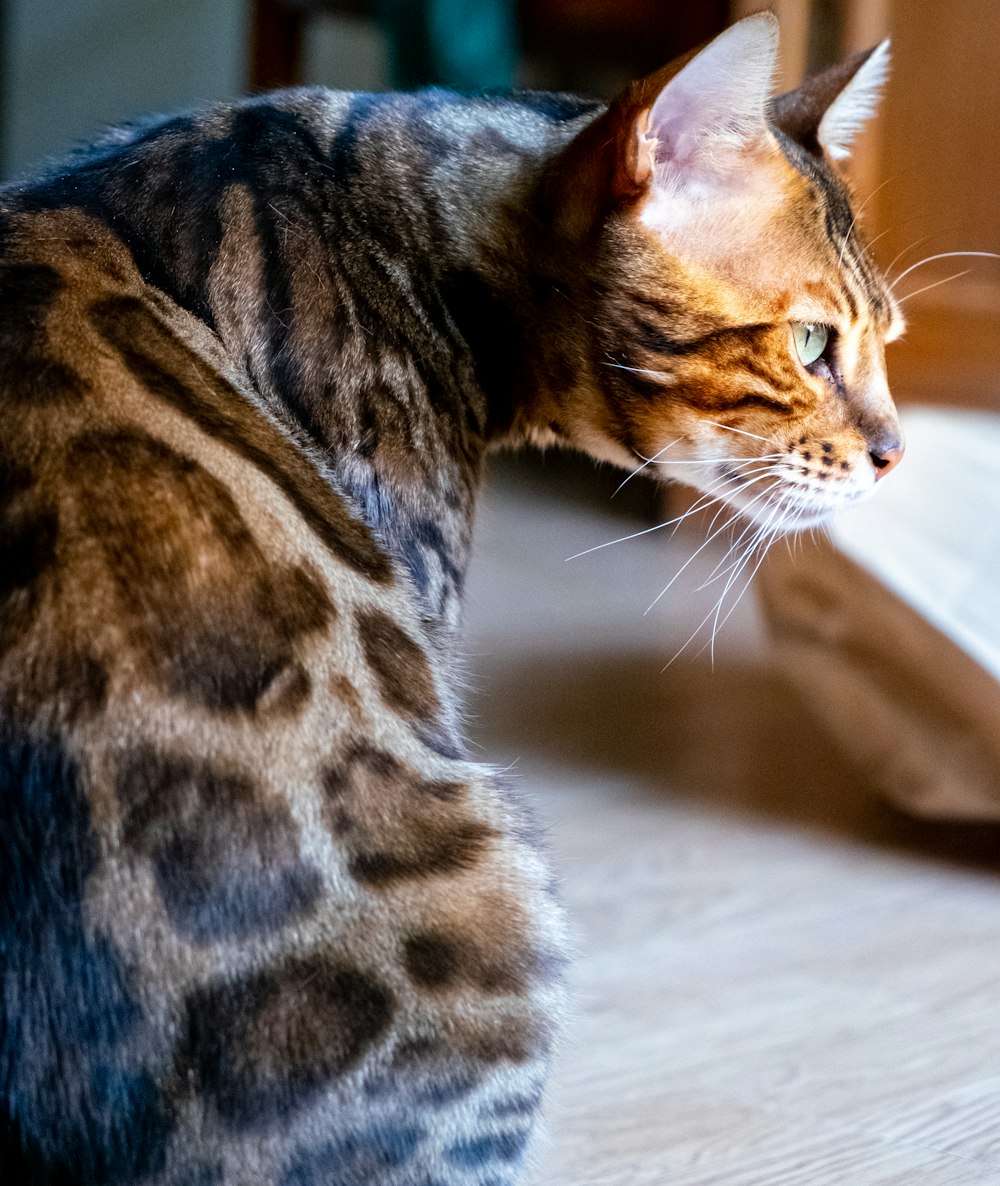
[0,16,900,1185]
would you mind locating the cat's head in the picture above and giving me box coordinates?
[544,13,902,531]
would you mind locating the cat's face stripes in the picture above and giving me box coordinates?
[566,130,903,532]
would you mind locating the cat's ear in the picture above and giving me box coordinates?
[770,41,890,160]
[629,13,780,190]
[543,14,780,237]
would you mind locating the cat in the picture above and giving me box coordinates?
[0,13,903,1186]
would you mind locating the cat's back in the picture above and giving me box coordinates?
[0,91,564,1186]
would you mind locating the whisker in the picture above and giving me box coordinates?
[566,472,750,559]
[704,419,773,444]
[897,269,971,305]
[699,493,813,667]
[603,361,672,380]
[837,175,894,269]
[704,509,794,662]
[883,234,932,279]
[891,250,1000,290]
[565,518,681,561]
[676,468,781,540]
[693,468,784,538]
[642,453,785,467]
[644,480,781,615]
[612,438,682,496]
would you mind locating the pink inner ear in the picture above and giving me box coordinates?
[644,15,779,173]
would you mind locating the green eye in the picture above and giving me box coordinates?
[791,322,829,367]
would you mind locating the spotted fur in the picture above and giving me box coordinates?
[0,16,901,1185]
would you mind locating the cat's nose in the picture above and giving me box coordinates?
[869,439,904,481]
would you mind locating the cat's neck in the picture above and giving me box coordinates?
[212,89,600,632]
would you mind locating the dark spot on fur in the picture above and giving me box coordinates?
[256,662,312,715]
[492,1090,544,1119]
[279,1125,425,1185]
[447,1130,531,1169]
[455,1016,551,1066]
[422,779,465,800]
[86,295,393,583]
[356,607,440,721]
[821,455,835,466]
[329,672,363,718]
[0,729,172,1182]
[14,650,111,728]
[403,930,529,994]
[0,264,90,404]
[415,1071,481,1107]
[348,820,493,886]
[364,1038,481,1108]
[0,454,59,647]
[183,957,393,1129]
[822,441,834,453]
[404,933,462,988]
[322,745,493,887]
[118,747,321,941]
[840,460,850,471]
[172,1166,223,1186]
[415,724,465,761]
[803,451,812,461]
[67,429,333,712]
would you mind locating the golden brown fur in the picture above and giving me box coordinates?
[0,16,901,1184]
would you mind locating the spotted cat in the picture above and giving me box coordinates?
[0,15,902,1185]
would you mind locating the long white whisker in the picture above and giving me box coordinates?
[891,250,1000,290]
[707,510,783,664]
[644,480,781,615]
[897,269,971,305]
[679,469,782,542]
[613,438,682,496]
[704,419,773,444]
[661,502,779,671]
[697,468,785,536]
[699,499,781,589]
[837,175,894,269]
[565,518,682,561]
[603,362,671,380]
[566,466,761,560]
[883,235,932,279]
[699,492,809,667]
[642,453,785,467]
[705,510,789,664]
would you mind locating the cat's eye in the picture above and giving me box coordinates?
[791,322,830,368]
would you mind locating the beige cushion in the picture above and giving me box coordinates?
[758,407,1000,820]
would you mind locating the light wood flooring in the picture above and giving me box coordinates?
[463,458,1000,1186]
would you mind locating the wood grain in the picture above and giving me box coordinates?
[465,458,1000,1185]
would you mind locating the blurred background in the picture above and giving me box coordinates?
[0,4,996,1181]
[1,3,999,1180]
[1,0,997,397]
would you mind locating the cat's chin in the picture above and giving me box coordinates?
[728,495,837,535]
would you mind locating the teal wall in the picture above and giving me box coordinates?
[3,0,248,176]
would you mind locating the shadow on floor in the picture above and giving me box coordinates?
[474,647,1000,873]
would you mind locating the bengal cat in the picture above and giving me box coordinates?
[0,14,903,1185]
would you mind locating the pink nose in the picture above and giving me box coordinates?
[870,444,904,481]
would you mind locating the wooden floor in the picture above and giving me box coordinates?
[463,459,1000,1186]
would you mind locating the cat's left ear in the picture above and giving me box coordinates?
[628,14,780,191]
[770,41,891,160]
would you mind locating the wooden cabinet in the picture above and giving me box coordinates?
[734,0,1000,408]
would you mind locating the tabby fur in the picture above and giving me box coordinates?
[0,16,902,1185]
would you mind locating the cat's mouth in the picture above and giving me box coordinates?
[656,448,879,536]
[719,459,875,532]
